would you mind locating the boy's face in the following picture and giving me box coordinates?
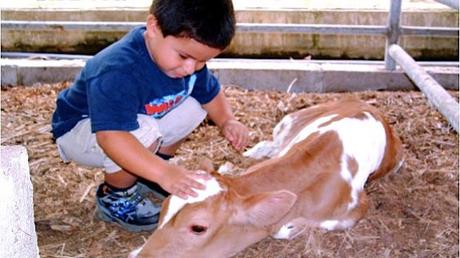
[145,15,222,78]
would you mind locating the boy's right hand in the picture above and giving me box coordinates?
[158,165,211,199]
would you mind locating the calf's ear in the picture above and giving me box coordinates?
[243,190,297,227]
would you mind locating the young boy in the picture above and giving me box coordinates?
[51,0,249,232]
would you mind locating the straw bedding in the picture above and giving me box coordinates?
[1,82,458,258]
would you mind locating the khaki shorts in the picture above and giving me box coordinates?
[56,97,207,173]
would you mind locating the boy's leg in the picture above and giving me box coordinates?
[103,131,162,189]
[55,114,163,232]
[55,114,162,171]
[96,119,163,231]
[157,97,207,154]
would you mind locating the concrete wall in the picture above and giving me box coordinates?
[1,9,458,60]
[2,58,458,92]
[0,146,39,258]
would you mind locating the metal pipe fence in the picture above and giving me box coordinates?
[389,44,459,132]
[384,0,459,132]
[2,20,457,37]
[384,0,402,70]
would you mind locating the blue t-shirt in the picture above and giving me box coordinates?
[51,26,220,139]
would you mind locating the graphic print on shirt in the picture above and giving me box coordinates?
[144,75,196,118]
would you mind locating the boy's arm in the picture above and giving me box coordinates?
[202,88,249,150]
[96,130,206,199]
[202,88,236,127]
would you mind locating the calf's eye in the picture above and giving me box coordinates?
[190,224,208,234]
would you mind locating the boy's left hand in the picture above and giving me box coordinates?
[221,119,249,151]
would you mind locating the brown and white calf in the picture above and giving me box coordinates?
[130,98,403,258]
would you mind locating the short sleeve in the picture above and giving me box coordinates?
[190,65,221,104]
[87,70,141,132]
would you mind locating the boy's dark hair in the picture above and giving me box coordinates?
[150,0,235,50]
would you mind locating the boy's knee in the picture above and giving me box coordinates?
[183,97,207,126]
[158,97,207,146]
[132,114,163,153]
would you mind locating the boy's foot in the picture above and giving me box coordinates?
[137,177,170,201]
[95,183,160,232]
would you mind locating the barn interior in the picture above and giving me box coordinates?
[1,0,459,257]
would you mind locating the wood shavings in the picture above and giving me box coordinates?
[1,82,458,258]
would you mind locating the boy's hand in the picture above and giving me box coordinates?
[221,119,249,151]
[159,165,211,199]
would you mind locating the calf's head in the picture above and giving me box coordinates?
[133,175,297,258]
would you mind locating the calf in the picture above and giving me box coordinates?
[130,98,403,258]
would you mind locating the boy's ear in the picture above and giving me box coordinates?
[146,14,161,38]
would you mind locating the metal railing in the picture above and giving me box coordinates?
[2,16,458,38]
[384,0,459,132]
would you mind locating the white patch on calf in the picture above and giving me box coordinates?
[217,161,235,175]
[276,112,386,211]
[244,114,297,159]
[272,223,295,239]
[128,245,144,258]
[159,177,223,228]
[320,219,355,231]
[320,220,339,230]
[322,112,386,211]
[339,155,353,184]
[243,140,278,159]
[272,114,294,145]
[278,114,337,157]
[390,159,404,175]
[300,112,386,211]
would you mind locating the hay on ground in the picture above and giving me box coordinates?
[1,82,458,258]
